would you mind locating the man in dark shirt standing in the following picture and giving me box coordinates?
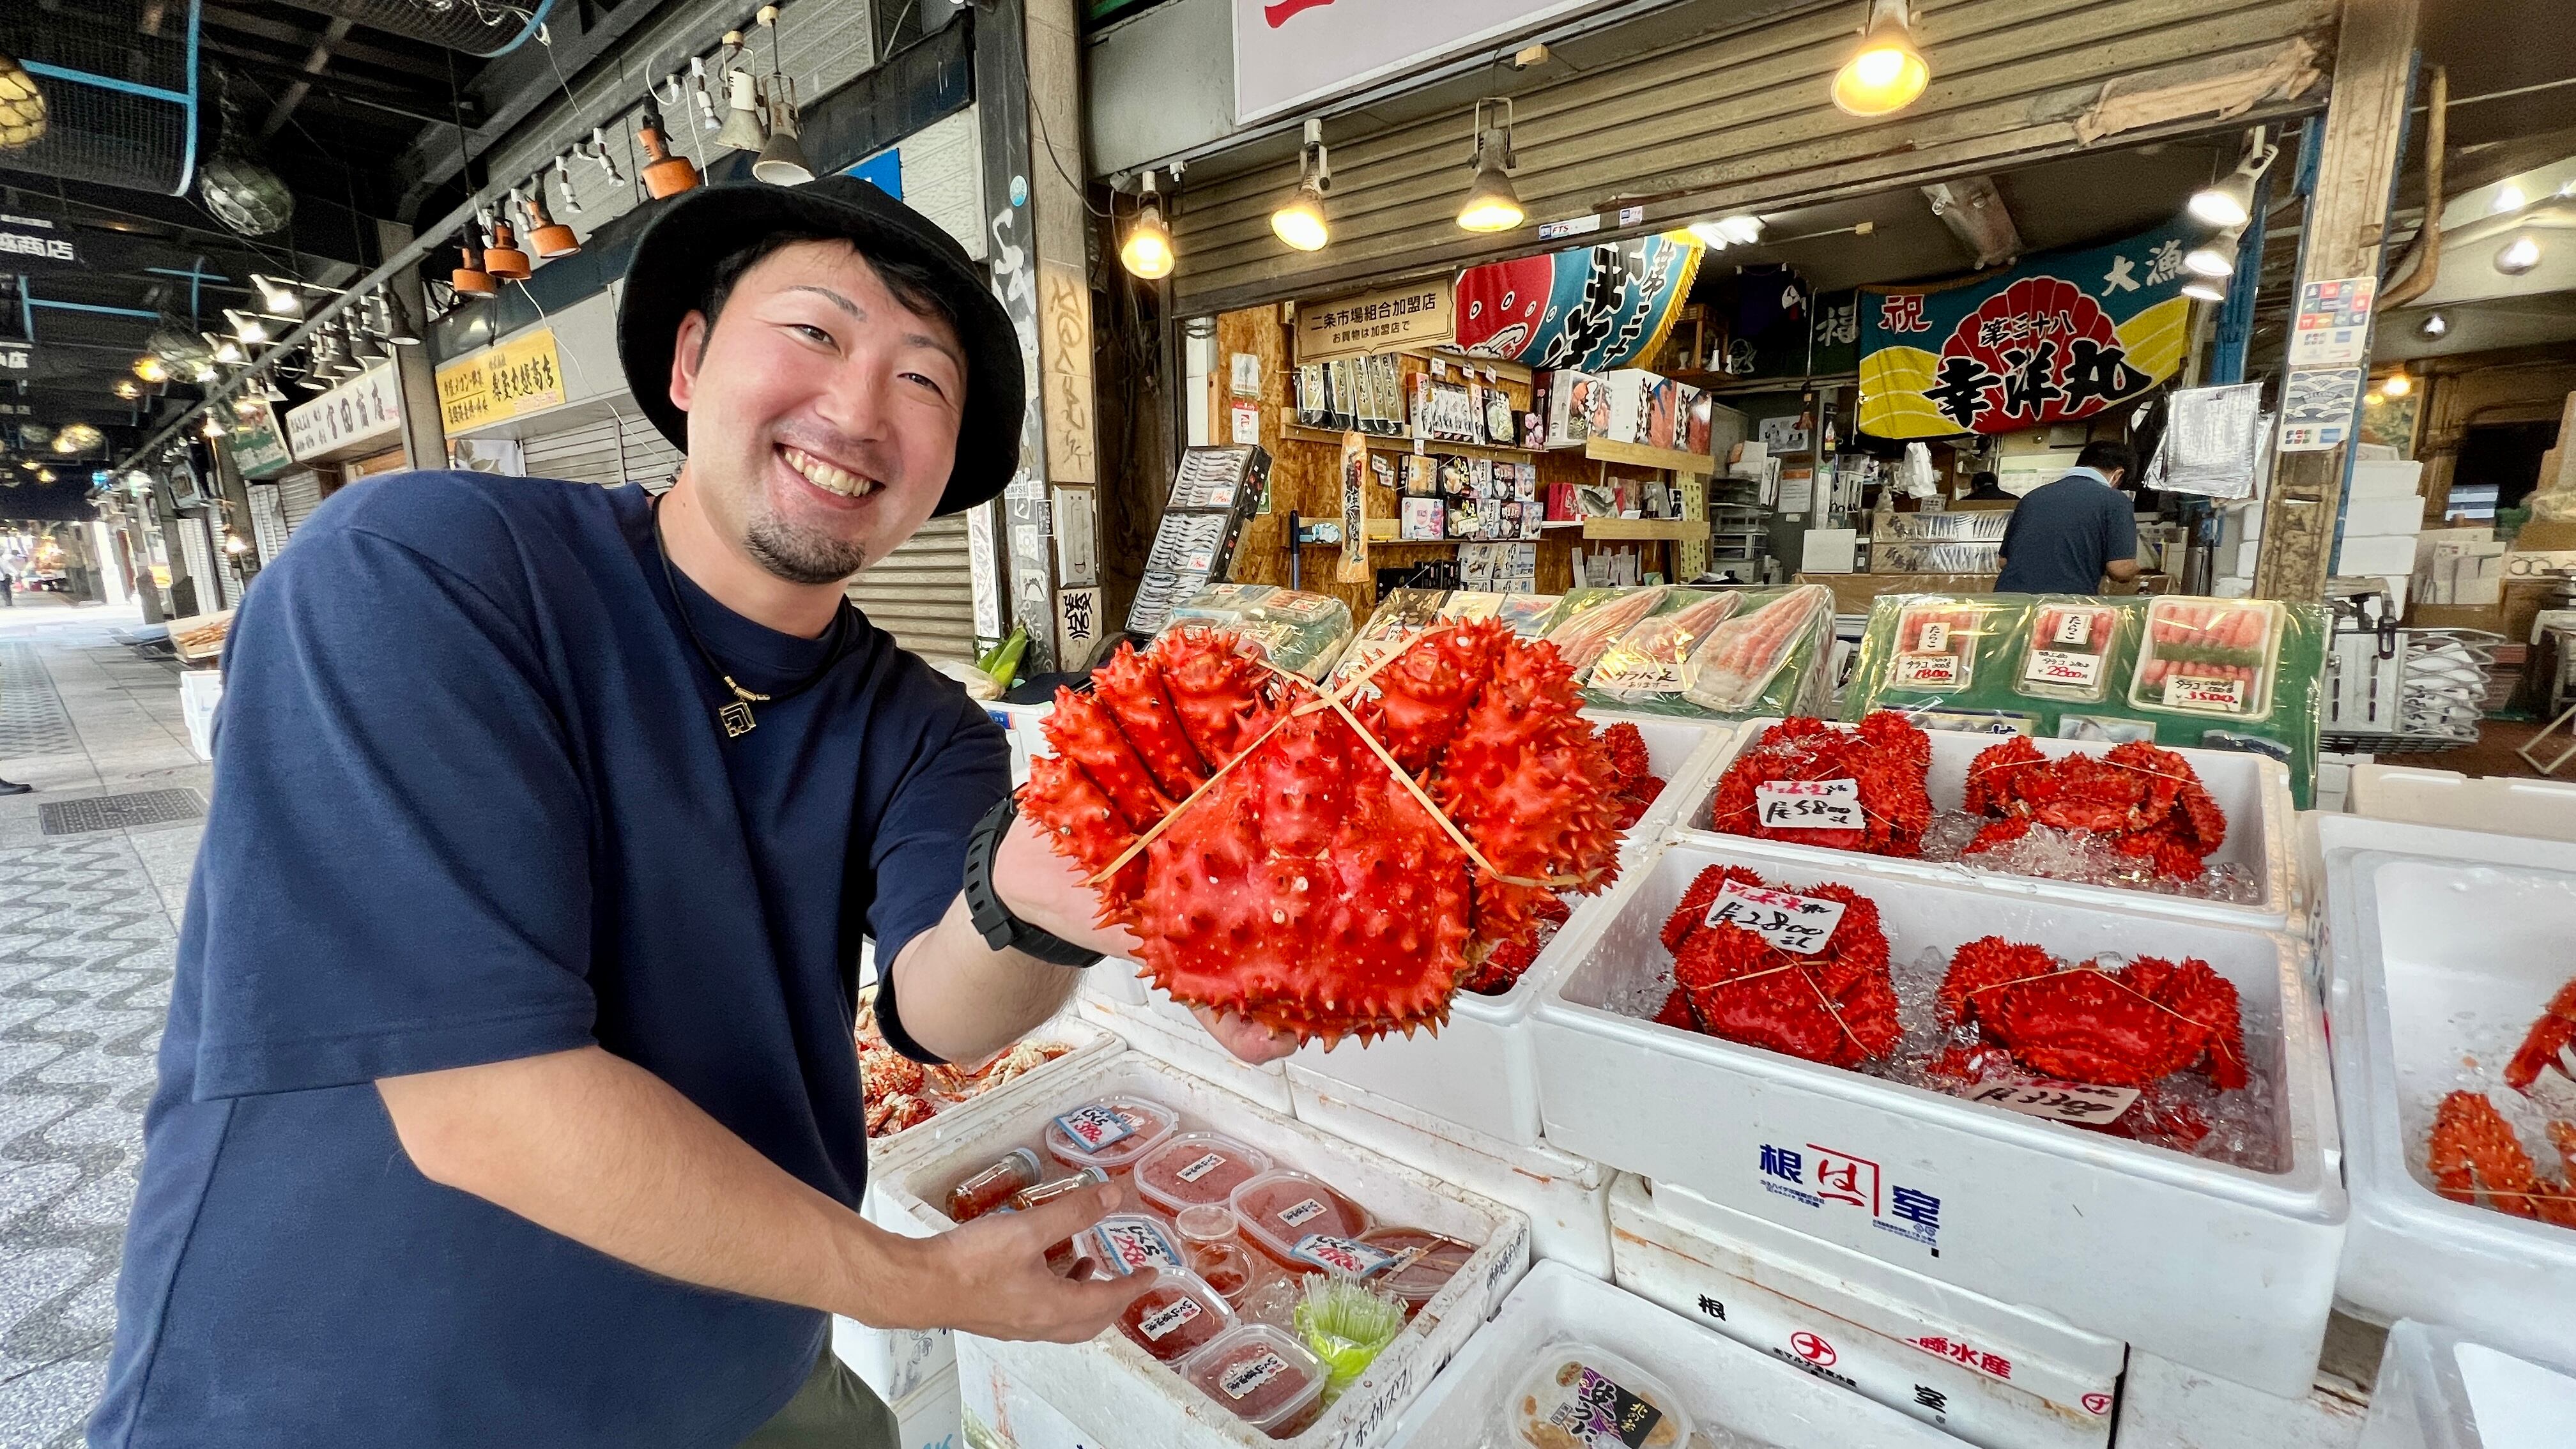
[93,180,1291,1449]
[1995,440,2143,594]
[1961,470,2012,502]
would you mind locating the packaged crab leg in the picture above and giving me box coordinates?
[2128,596,2284,720]
[1540,585,1670,680]
[2015,599,2126,703]
[1679,585,1834,716]
[1586,589,1745,703]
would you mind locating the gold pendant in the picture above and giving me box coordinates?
[720,700,756,737]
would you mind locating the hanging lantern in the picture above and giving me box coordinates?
[199,80,296,236]
[0,52,45,152]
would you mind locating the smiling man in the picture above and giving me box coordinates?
[91,180,1287,1449]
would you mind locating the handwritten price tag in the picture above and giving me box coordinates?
[1892,652,1963,688]
[2163,674,2246,710]
[1951,1078,2140,1124]
[1705,878,1846,954]
[1754,779,1864,831]
[2022,648,2104,689]
[1084,1218,1186,1275]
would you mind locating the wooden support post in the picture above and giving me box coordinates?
[2251,0,2419,602]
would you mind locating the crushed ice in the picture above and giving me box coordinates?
[1916,811,2262,905]
[2406,993,2576,1209]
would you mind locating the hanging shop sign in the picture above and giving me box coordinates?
[0,213,80,269]
[1856,220,2195,440]
[435,328,568,434]
[1293,277,1455,363]
[1454,233,1703,372]
[227,398,292,478]
[0,340,31,373]
[285,364,405,463]
[1234,0,1603,123]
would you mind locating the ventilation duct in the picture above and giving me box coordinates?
[0,1,202,196]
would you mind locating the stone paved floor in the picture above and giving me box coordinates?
[0,601,204,1448]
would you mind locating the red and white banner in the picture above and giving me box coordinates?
[1234,0,1612,122]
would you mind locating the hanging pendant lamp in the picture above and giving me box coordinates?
[714,33,769,154]
[452,230,498,298]
[638,98,702,199]
[525,185,579,259]
[482,203,532,281]
[751,9,812,185]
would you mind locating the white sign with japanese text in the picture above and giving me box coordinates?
[1753,779,1864,831]
[1705,878,1846,954]
[1234,0,1610,122]
[284,364,404,463]
[1949,1078,2140,1124]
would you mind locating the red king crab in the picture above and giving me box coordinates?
[1961,737,2227,882]
[1021,622,1626,1043]
[1937,937,2248,1090]
[1706,713,1935,856]
[1657,864,1901,1068]
[1455,893,1573,997]
[2424,976,2576,1229]
[1599,722,1666,831]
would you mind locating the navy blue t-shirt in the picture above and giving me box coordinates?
[1995,470,2140,594]
[91,471,1008,1449]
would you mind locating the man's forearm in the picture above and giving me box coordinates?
[378,1046,933,1327]
[887,894,1085,1064]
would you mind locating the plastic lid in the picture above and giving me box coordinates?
[1175,1203,1239,1245]
[1183,1322,1329,1434]
[1227,1169,1372,1266]
[1114,1268,1236,1365]
[1041,1094,1179,1173]
[1355,1225,1476,1307]
[1071,1213,1188,1279]
[1503,1342,1692,1449]
[1133,1131,1275,1216]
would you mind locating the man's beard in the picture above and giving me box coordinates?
[744,512,870,585]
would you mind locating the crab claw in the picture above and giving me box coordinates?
[2506,977,2576,1094]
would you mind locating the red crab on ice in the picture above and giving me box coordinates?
[1657,864,1901,1068]
[1020,622,1626,1043]
[1598,722,1666,831]
[1705,713,1935,857]
[1936,937,2249,1089]
[1961,737,2227,882]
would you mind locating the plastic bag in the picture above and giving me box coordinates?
[1680,584,1836,717]
[1332,588,1449,685]
[1539,586,1670,680]
[1167,585,1355,681]
[1586,590,1745,703]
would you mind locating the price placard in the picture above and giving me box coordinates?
[1705,878,1846,954]
[1754,779,1864,831]
[2162,673,2246,710]
[1950,1078,2139,1124]
[2023,648,2104,689]
[1892,653,1962,688]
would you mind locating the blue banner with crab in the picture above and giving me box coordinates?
[1453,233,1705,372]
[1857,219,2198,440]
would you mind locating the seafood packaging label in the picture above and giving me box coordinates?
[1705,878,1846,954]
[1947,1078,2140,1124]
[1174,1151,1228,1183]
[1752,779,1864,831]
[2163,674,2245,711]
[2023,648,2104,689]
[1085,1218,1186,1275]
[1917,622,1952,652]
[1052,1104,1137,1151]
[1287,1234,1401,1278]
[1220,1350,1291,1400]
[1892,652,1963,688]
[1278,1197,1330,1227]
[2051,611,2093,647]
[1547,1367,1666,1448]
[1136,1295,1204,1342]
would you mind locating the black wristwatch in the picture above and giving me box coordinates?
[963,795,1105,968]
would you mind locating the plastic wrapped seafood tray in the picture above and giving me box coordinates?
[1531,836,2343,1397]
[2317,814,2576,1372]
[2356,1319,2576,1449]
[870,1051,1533,1449]
[1680,719,2299,928]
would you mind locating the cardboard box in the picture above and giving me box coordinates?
[1538,369,1605,450]
[2336,533,2421,576]
[2407,602,2506,632]
[1596,369,1658,446]
[2515,518,2576,553]
[1798,571,1998,617]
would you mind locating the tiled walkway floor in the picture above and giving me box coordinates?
[0,603,206,1448]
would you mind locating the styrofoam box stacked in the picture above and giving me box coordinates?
[2348,764,2576,845]
[2337,459,2427,592]
[2354,1319,2576,1449]
[1383,1259,1961,1448]
[1533,834,2345,1397]
[1608,1176,2121,1449]
[871,1050,1533,1449]
[2317,814,2576,1372]
[1680,719,2304,929]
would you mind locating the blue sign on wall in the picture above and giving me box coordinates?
[844,149,904,200]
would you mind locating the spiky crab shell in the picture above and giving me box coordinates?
[1938,937,2250,1089]
[1657,864,1901,1068]
[1597,722,1667,831]
[2427,1090,2576,1227]
[1021,623,1625,1043]
[1707,712,1935,857]
[1962,738,2228,882]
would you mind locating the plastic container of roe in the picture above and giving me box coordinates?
[1501,1342,1690,1449]
[1228,1170,1372,1270]
[1355,1225,1475,1312]
[1072,1212,1189,1280]
[944,1147,1043,1223]
[1135,1131,1274,1215]
[1042,1095,1179,1174]
[1116,1268,1236,1365]
[1184,1322,1330,1438]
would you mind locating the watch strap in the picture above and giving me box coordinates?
[963,795,1105,969]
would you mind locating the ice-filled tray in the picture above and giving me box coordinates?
[1679,717,2299,928]
[2318,815,2576,1372]
[1383,1259,1958,1449]
[871,1050,1532,1449]
[1531,836,2342,1397]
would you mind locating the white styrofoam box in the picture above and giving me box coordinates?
[1074,979,1294,1114]
[2315,815,2576,1370]
[1384,1259,1961,1449]
[179,668,222,763]
[2348,765,2576,843]
[2119,1349,2371,1449]
[835,1311,953,1411]
[2342,496,2428,538]
[1609,1177,2120,1449]
[1534,836,2343,1397]
[2349,459,2425,499]
[986,700,1057,788]
[2338,533,2425,578]
[2315,757,2356,815]
[893,1362,962,1449]
[1680,717,2302,929]
[1285,1062,1612,1276]
[871,1051,1532,1449]
[2359,1320,2576,1449]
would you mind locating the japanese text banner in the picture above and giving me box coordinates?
[1858,219,2196,439]
[1454,233,1704,372]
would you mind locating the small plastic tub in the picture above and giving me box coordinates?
[1502,1341,1692,1449]
[1134,1131,1274,1216]
[2015,601,2122,703]
[1041,1094,1179,1175]
[1228,1170,1371,1269]
[1356,1225,1475,1313]
[1116,1268,1235,1365]
[1889,598,1985,691]
[1183,1322,1329,1438]
[1071,1212,1188,1279]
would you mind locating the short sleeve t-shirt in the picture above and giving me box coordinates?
[90,471,1009,1449]
[1995,471,2140,594]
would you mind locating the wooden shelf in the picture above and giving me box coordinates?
[1275,416,1541,463]
[1581,518,1705,541]
[1583,437,1718,474]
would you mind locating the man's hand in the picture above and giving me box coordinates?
[889,1181,1158,1342]
[1191,1005,1302,1065]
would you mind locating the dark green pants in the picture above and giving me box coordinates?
[735,1348,899,1448]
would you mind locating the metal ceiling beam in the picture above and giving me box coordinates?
[260,16,357,141]
[197,2,443,77]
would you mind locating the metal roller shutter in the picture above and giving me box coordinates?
[521,408,687,491]
[846,516,979,662]
[247,483,289,561]
[1166,0,2331,312]
[174,514,220,617]
[277,469,326,532]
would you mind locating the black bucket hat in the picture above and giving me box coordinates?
[616,176,1023,516]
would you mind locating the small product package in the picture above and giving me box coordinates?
[1184,1323,1329,1438]
[1585,590,1745,705]
[2129,597,2287,721]
[1497,1341,1690,1449]
[1887,597,1988,692]
[1539,586,1671,681]
[1133,1132,1274,1216]
[1041,1095,1179,1175]
[1676,584,1837,718]
[2016,598,2128,703]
